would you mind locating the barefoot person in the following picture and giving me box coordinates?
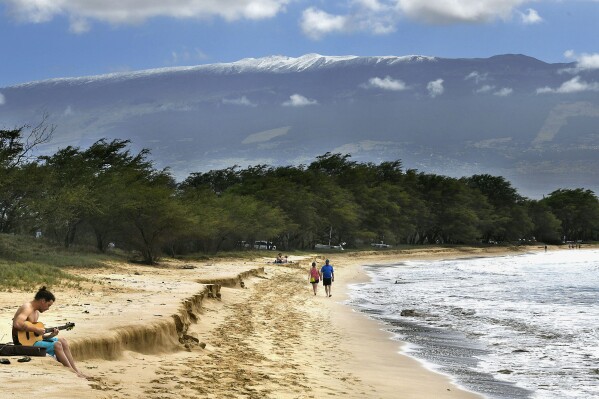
[320,259,334,297]
[12,286,88,378]
[308,262,321,295]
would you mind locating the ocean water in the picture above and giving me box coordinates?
[347,249,599,399]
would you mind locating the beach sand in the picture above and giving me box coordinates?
[0,245,546,398]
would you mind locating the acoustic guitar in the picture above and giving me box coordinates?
[17,321,75,346]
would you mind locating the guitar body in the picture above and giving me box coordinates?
[18,321,46,346]
[17,321,75,346]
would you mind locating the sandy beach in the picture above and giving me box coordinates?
[0,245,547,398]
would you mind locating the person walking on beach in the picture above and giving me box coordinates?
[308,261,321,295]
[320,259,334,297]
[12,286,89,379]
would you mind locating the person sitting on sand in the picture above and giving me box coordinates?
[12,286,88,379]
[308,262,321,295]
[320,259,334,297]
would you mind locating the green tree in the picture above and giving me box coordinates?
[417,174,488,244]
[0,118,53,233]
[527,200,561,243]
[118,170,191,264]
[542,189,599,241]
[463,174,533,242]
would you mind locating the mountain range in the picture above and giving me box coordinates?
[1,53,598,198]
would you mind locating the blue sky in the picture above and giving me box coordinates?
[1,0,599,87]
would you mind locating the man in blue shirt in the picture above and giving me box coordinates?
[320,259,335,297]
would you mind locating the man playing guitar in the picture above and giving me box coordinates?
[12,286,88,378]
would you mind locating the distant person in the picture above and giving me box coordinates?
[275,253,283,263]
[320,259,335,297]
[12,287,88,378]
[308,262,321,295]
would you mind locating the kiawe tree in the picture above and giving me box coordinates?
[463,174,533,242]
[0,118,53,234]
[542,189,599,241]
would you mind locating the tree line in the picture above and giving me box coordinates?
[1,126,598,264]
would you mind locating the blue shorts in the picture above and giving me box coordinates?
[34,337,58,357]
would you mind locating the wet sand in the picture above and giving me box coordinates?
[0,246,547,398]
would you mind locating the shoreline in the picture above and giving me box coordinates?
[0,245,584,398]
[318,245,551,399]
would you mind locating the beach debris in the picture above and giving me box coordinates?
[498,369,513,374]
[400,309,419,317]
[182,334,199,344]
[180,264,196,269]
[240,280,245,288]
[199,342,206,349]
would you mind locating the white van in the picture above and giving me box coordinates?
[253,240,276,250]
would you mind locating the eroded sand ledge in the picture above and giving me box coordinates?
[0,246,554,398]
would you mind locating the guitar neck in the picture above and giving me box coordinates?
[44,324,72,333]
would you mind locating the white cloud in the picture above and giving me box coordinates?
[6,0,540,38]
[300,1,538,39]
[242,126,291,144]
[427,78,444,97]
[354,0,386,12]
[3,0,290,27]
[222,96,257,107]
[519,8,542,24]
[465,71,488,84]
[282,94,318,107]
[397,0,528,24]
[537,76,599,94]
[69,16,90,33]
[0,92,5,105]
[476,84,495,93]
[300,2,397,39]
[4,0,61,23]
[564,50,599,71]
[300,7,348,39]
[363,76,408,91]
[494,87,513,96]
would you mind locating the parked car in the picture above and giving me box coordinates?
[371,242,391,249]
[253,240,276,250]
[315,243,345,251]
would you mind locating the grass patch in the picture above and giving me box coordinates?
[0,234,119,290]
[0,234,117,268]
[0,261,83,290]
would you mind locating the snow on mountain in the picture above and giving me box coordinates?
[8,54,440,89]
